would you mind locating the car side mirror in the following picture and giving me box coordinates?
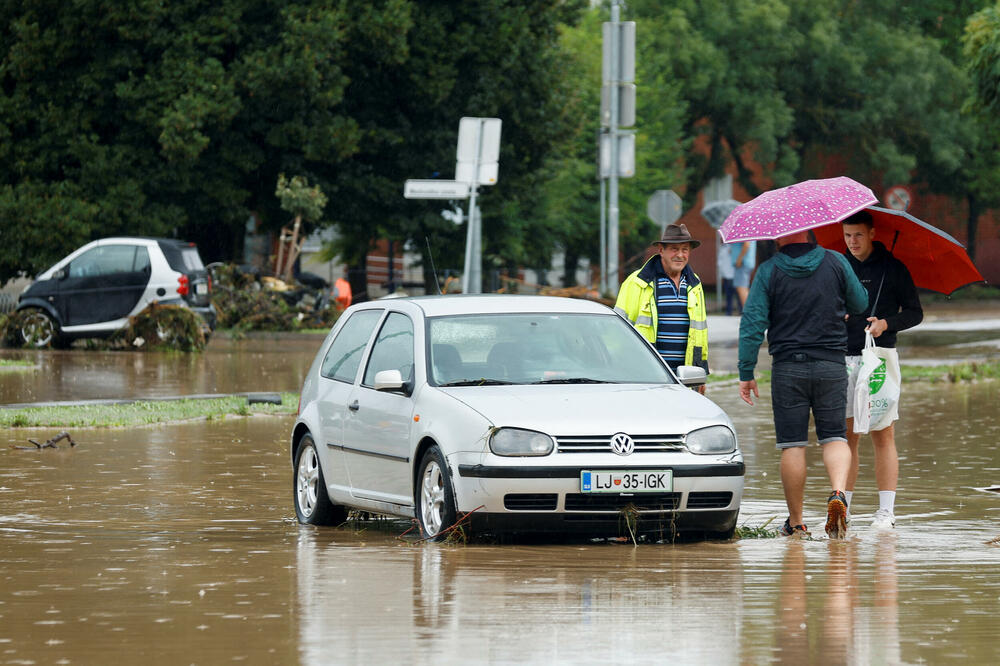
[675,365,707,388]
[53,268,67,280]
[374,369,409,394]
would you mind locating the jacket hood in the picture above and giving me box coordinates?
[636,255,701,288]
[773,244,827,278]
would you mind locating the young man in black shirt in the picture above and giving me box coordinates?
[841,211,923,529]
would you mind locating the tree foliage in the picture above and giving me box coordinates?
[1,0,582,290]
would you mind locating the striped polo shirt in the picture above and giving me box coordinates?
[654,264,690,369]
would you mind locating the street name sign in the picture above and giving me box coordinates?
[403,180,470,200]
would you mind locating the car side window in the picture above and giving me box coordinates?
[68,245,140,278]
[320,310,383,383]
[133,247,151,273]
[363,312,415,387]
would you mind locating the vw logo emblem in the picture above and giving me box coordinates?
[610,433,635,456]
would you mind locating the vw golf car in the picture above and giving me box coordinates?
[291,295,744,541]
[17,237,216,347]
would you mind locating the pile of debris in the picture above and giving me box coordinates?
[209,263,342,332]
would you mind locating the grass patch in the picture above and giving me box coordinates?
[0,392,298,428]
[901,361,1000,383]
[735,517,781,539]
[0,359,34,370]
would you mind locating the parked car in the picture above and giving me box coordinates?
[290,295,744,541]
[17,237,217,347]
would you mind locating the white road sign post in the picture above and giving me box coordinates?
[457,117,502,294]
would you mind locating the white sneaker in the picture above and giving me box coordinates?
[871,508,896,530]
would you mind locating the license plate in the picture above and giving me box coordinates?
[195,283,207,295]
[581,470,673,493]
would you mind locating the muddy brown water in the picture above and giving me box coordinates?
[2,379,1000,663]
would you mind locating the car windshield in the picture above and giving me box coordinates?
[427,312,674,386]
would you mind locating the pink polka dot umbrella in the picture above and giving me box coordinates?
[718,176,877,243]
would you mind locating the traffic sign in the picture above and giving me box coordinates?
[456,117,502,185]
[601,83,636,128]
[885,186,911,211]
[404,180,470,199]
[602,21,635,83]
[647,190,682,227]
[599,132,635,178]
[701,199,741,229]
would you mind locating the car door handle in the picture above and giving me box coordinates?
[348,400,359,412]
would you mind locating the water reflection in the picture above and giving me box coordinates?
[294,531,746,663]
[3,376,1000,663]
[0,333,325,404]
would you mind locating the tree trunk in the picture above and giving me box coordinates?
[347,256,368,304]
[562,249,579,287]
[966,193,980,261]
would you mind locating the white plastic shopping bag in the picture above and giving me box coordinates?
[852,331,901,433]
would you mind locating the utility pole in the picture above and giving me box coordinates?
[608,0,621,295]
[600,2,635,295]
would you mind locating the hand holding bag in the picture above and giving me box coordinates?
[852,331,902,433]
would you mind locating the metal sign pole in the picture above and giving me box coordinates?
[607,0,621,293]
[599,177,607,294]
[461,121,483,294]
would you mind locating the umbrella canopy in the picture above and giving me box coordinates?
[813,206,985,295]
[719,176,877,243]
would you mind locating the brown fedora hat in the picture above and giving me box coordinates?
[653,223,700,249]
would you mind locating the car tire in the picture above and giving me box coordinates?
[415,445,458,541]
[19,308,60,348]
[293,434,347,526]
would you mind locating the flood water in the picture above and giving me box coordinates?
[2,380,999,664]
[2,305,1000,663]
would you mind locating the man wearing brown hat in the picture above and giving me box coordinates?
[614,223,709,392]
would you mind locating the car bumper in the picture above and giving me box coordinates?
[450,457,744,536]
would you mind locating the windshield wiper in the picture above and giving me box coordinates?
[439,378,516,387]
[531,377,612,384]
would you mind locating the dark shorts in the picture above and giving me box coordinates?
[770,355,848,449]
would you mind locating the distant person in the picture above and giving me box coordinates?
[717,241,737,315]
[841,211,923,529]
[731,240,757,311]
[738,230,868,538]
[615,223,709,393]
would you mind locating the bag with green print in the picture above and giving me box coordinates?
[852,331,901,434]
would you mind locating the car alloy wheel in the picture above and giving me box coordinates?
[293,434,346,526]
[417,446,457,540]
[20,309,57,348]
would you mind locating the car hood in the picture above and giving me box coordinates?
[436,383,731,436]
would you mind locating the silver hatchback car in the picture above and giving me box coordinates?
[291,295,744,541]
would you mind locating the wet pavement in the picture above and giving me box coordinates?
[1,303,1000,663]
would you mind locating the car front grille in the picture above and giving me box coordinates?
[686,492,733,509]
[564,493,681,512]
[555,434,685,454]
[504,494,558,511]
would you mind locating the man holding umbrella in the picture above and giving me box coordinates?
[722,176,874,539]
[840,210,923,529]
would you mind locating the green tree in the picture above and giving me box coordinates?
[963,1,1000,258]
[0,0,400,283]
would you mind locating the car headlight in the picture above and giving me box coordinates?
[489,428,554,457]
[685,426,736,454]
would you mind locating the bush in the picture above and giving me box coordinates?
[104,303,207,351]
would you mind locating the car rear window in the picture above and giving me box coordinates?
[159,242,205,272]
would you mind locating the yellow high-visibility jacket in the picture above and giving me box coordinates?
[614,256,709,371]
